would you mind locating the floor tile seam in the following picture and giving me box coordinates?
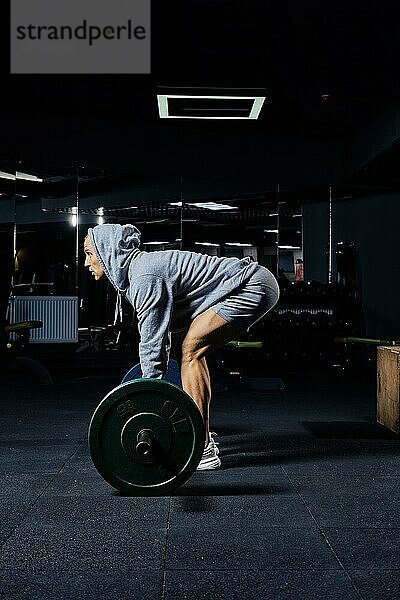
[284,484,400,491]
[289,525,400,530]
[0,441,85,550]
[0,567,350,575]
[282,471,400,477]
[161,496,172,600]
[0,567,166,573]
[6,525,170,535]
[161,567,348,572]
[282,473,399,477]
[7,523,400,533]
[316,525,400,599]
[318,525,400,531]
[280,464,365,600]
[0,470,59,476]
[165,524,400,530]
[0,441,84,446]
[165,524,348,531]
[276,464,300,489]
[348,568,400,573]
[282,493,400,501]
[166,567,400,573]
[287,475,400,481]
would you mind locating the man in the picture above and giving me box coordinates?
[84,223,279,470]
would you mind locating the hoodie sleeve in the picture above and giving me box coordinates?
[131,275,173,379]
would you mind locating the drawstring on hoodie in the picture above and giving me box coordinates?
[114,291,123,326]
[114,291,123,345]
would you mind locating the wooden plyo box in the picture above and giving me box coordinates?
[377,346,400,434]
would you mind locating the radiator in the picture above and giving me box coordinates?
[8,296,78,343]
[277,307,333,315]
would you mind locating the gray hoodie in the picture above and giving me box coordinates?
[88,223,260,378]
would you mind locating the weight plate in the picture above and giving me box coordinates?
[88,379,205,496]
[121,358,182,387]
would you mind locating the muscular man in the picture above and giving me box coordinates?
[84,224,279,470]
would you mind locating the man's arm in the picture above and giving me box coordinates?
[132,275,173,379]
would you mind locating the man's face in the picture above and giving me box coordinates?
[84,236,104,281]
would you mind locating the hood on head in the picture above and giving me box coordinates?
[87,223,141,292]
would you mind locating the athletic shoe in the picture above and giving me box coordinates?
[197,435,221,470]
[209,431,219,455]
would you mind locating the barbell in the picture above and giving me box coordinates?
[88,359,205,496]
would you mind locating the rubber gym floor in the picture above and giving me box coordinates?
[1,367,400,600]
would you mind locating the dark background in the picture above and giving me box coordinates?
[1,0,399,338]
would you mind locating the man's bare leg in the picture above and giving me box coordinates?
[180,308,242,446]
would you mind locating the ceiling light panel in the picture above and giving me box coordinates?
[0,171,16,180]
[187,202,237,211]
[157,95,266,120]
[16,171,44,182]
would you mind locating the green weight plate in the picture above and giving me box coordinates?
[88,379,205,496]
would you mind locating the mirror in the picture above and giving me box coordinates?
[277,190,304,287]
[3,159,312,300]
[3,158,313,356]
[176,184,279,272]
[13,161,77,296]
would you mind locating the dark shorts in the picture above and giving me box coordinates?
[211,266,280,332]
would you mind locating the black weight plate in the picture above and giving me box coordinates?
[88,379,205,496]
[121,359,182,387]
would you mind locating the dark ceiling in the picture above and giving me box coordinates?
[3,0,399,140]
[0,0,399,223]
